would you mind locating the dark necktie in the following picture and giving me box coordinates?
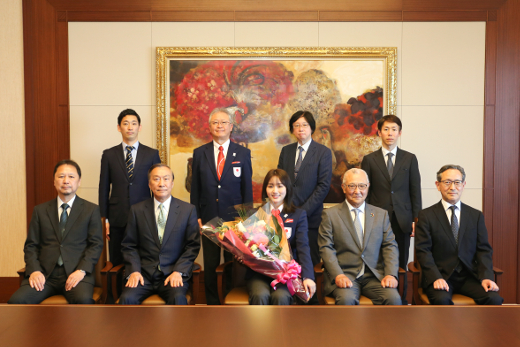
[217,146,225,180]
[126,146,135,179]
[450,205,459,245]
[387,152,394,178]
[57,203,69,266]
[294,146,304,178]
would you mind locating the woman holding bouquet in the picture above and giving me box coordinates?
[247,169,316,305]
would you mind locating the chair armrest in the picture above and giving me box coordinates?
[407,262,420,273]
[493,267,503,288]
[397,267,406,298]
[99,261,113,304]
[17,268,26,286]
[191,262,201,305]
[108,264,125,302]
[407,262,423,305]
[313,262,325,305]
[216,261,233,305]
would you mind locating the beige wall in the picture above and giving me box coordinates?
[69,21,486,265]
[0,0,26,277]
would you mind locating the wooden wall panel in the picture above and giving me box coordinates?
[151,11,235,22]
[22,0,520,302]
[494,0,520,303]
[403,11,487,21]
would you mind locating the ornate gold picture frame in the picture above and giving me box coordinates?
[156,47,397,203]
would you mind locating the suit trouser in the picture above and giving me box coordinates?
[8,265,94,304]
[391,212,410,305]
[424,267,503,305]
[119,268,189,305]
[247,272,293,305]
[305,226,320,305]
[202,236,233,305]
[108,225,126,267]
[331,269,402,305]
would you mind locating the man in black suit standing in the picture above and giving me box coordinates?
[190,107,253,305]
[278,111,332,266]
[278,111,332,303]
[119,164,200,305]
[99,109,161,266]
[9,160,103,304]
[361,115,421,304]
[415,165,502,305]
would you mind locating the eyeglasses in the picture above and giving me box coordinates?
[439,180,463,188]
[211,121,231,126]
[345,183,368,191]
[293,123,310,129]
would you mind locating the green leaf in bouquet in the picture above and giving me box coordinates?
[273,234,280,244]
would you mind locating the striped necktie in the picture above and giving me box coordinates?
[126,146,134,179]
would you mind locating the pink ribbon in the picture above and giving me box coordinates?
[258,244,302,295]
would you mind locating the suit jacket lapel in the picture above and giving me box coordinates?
[220,142,237,180]
[285,143,297,179]
[46,200,60,241]
[392,148,405,180]
[374,148,391,181]
[458,203,469,246]
[362,205,375,248]
[338,202,363,250]
[161,197,179,246]
[116,145,130,182]
[203,142,219,182]
[433,201,458,248]
[62,197,83,240]
[143,199,161,248]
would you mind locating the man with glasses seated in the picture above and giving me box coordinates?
[415,165,503,305]
[190,107,253,305]
[318,168,401,305]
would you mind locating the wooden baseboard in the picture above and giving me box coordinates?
[0,277,19,303]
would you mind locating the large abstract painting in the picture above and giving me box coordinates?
[156,47,397,203]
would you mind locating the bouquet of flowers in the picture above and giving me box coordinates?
[202,206,310,302]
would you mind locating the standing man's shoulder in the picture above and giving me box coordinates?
[138,143,159,154]
[171,197,196,211]
[310,140,331,154]
[460,202,484,218]
[102,144,122,156]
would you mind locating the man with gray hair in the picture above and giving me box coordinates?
[318,168,401,305]
[190,107,253,305]
[415,165,503,305]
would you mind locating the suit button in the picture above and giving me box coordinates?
[361,254,364,258]
[216,199,218,202]
[130,183,133,186]
[218,185,221,189]
[391,191,394,194]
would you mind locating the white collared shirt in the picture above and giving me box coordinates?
[213,139,230,170]
[122,141,139,163]
[294,139,312,165]
[381,146,397,166]
[57,195,76,221]
[345,200,366,235]
[154,196,172,225]
[268,203,284,214]
[441,199,461,226]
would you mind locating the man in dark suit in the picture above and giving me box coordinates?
[119,164,200,305]
[361,115,421,304]
[318,168,401,305]
[415,165,503,305]
[99,108,161,266]
[9,160,103,304]
[190,107,253,305]
[277,111,332,270]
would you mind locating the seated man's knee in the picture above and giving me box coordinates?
[119,290,140,305]
[383,289,402,305]
[249,291,270,305]
[334,289,358,305]
[428,291,452,305]
[482,292,504,305]
[270,289,292,306]
[69,296,95,305]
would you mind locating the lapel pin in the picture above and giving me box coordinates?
[284,214,288,218]
[371,213,374,217]
[233,153,236,157]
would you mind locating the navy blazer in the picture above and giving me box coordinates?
[361,147,421,235]
[121,197,201,281]
[247,206,315,280]
[23,197,103,285]
[98,143,161,227]
[278,140,332,229]
[415,201,495,288]
[190,141,253,224]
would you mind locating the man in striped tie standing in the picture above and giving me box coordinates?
[190,107,253,305]
[99,109,161,267]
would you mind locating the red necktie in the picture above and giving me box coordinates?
[217,146,225,180]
